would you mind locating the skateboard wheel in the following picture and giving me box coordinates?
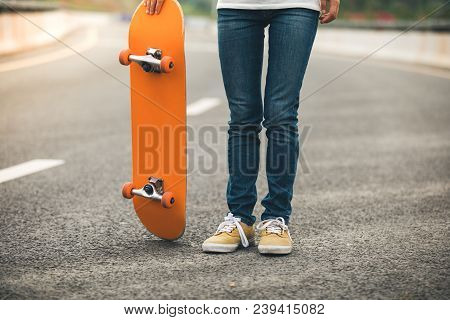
[119,49,131,66]
[161,192,175,208]
[122,182,134,199]
[160,56,175,73]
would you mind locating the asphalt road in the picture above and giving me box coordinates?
[0,16,449,300]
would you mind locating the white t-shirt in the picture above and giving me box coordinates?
[217,0,321,11]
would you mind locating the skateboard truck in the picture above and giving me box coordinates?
[122,177,175,208]
[119,48,174,73]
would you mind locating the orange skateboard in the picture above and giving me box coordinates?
[119,0,186,240]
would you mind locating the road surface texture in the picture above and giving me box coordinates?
[0,16,449,299]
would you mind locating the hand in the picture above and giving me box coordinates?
[144,0,165,15]
[319,0,340,24]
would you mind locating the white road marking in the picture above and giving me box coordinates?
[0,159,65,183]
[0,28,98,73]
[187,97,221,116]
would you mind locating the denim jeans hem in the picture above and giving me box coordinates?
[232,213,255,227]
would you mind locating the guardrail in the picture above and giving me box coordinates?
[314,28,450,69]
[0,0,60,12]
[322,19,450,32]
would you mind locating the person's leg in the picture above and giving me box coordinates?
[218,9,267,226]
[261,8,319,224]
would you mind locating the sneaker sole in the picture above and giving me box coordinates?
[202,237,255,253]
[202,243,239,253]
[258,245,292,255]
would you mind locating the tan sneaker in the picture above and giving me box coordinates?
[256,218,292,255]
[202,213,255,253]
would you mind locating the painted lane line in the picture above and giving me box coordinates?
[0,159,65,183]
[0,28,98,73]
[187,98,221,116]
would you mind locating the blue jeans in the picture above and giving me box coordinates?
[218,8,319,226]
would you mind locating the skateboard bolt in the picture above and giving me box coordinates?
[144,185,154,195]
[142,63,151,72]
[170,198,175,204]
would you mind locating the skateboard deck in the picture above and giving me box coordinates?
[119,0,186,240]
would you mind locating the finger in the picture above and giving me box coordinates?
[155,0,164,14]
[320,0,339,23]
[319,13,334,24]
[145,0,151,14]
[149,0,157,15]
[320,0,327,15]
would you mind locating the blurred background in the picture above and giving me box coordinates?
[2,0,450,19]
[1,0,449,64]
[2,0,450,18]
[0,0,449,299]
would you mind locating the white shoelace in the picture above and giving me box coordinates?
[216,213,249,247]
[256,217,292,241]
